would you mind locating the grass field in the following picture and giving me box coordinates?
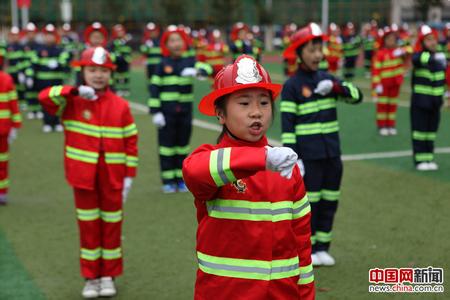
[1,57,449,300]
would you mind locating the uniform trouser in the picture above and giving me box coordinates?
[74,156,123,279]
[43,109,60,127]
[376,84,401,128]
[364,50,373,70]
[343,56,357,80]
[0,136,10,196]
[158,110,192,185]
[410,105,441,164]
[303,157,343,252]
[25,89,40,113]
[114,68,130,92]
[146,65,157,81]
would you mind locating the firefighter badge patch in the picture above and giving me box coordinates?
[164,65,173,74]
[232,179,247,193]
[302,85,312,98]
[82,110,92,120]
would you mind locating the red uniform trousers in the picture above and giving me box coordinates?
[376,84,401,128]
[0,136,9,195]
[74,154,123,279]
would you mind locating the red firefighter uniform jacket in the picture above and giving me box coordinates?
[0,71,22,135]
[183,133,314,300]
[372,48,406,88]
[38,85,138,190]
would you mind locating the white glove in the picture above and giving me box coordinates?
[297,159,305,177]
[314,79,334,96]
[434,53,447,67]
[122,177,133,203]
[78,85,98,100]
[47,59,59,69]
[180,67,198,77]
[25,78,33,89]
[266,146,298,179]
[18,72,26,84]
[8,128,17,145]
[392,48,405,57]
[152,112,166,128]
[375,84,383,95]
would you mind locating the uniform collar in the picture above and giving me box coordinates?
[218,132,268,148]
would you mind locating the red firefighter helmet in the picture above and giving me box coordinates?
[160,26,190,57]
[283,22,324,59]
[62,23,71,32]
[42,23,60,43]
[112,24,126,39]
[83,22,108,47]
[25,22,37,33]
[415,25,439,52]
[71,47,116,70]
[199,55,281,116]
[377,24,399,48]
[230,22,250,41]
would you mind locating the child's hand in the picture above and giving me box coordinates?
[434,53,447,68]
[181,67,198,77]
[375,84,383,95]
[314,80,333,96]
[122,177,133,203]
[78,85,98,100]
[266,146,298,179]
[392,48,405,57]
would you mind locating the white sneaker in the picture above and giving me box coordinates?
[378,128,389,136]
[42,125,52,133]
[427,162,439,171]
[54,124,64,132]
[27,111,35,120]
[416,162,430,171]
[311,253,322,266]
[316,251,335,266]
[388,128,397,135]
[82,279,100,299]
[36,111,44,119]
[99,277,117,297]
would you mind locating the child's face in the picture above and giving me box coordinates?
[217,88,272,142]
[166,33,185,57]
[44,33,56,45]
[83,66,111,91]
[89,31,105,47]
[384,33,397,48]
[423,35,437,52]
[300,40,324,71]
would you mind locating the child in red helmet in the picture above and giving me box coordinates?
[149,26,212,193]
[38,47,138,298]
[183,55,315,300]
[372,25,409,136]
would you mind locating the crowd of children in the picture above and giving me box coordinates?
[0,19,449,299]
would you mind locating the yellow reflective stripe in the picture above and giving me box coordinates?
[159,92,193,102]
[49,85,65,106]
[162,170,176,179]
[0,178,9,189]
[0,152,9,162]
[209,148,236,187]
[280,100,297,114]
[413,85,445,96]
[316,231,332,242]
[281,132,296,144]
[76,208,100,221]
[81,247,101,261]
[176,145,190,155]
[377,96,389,104]
[148,98,161,108]
[0,110,11,119]
[298,264,314,285]
[414,69,445,81]
[104,152,126,164]
[100,210,122,223]
[420,52,430,65]
[126,155,138,167]
[292,195,311,219]
[65,146,99,164]
[380,58,403,68]
[102,247,122,260]
[413,131,436,141]
[63,120,133,138]
[160,146,176,156]
[415,153,433,162]
[0,91,18,102]
[298,98,336,115]
[322,189,340,201]
[151,75,193,86]
[380,67,404,78]
[295,121,339,135]
[197,251,299,281]
[307,191,321,203]
[11,113,22,123]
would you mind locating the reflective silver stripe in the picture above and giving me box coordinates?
[208,205,293,216]
[292,201,310,215]
[216,148,229,184]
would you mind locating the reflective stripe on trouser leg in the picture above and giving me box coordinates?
[0,136,9,194]
[175,111,192,183]
[410,105,441,164]
[376,101,388,128]
[74,188,102,279]
[344,56,356,79]
[158,113,178,185]
[98,156,123,277]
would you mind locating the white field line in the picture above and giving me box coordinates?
[129,101,450,161]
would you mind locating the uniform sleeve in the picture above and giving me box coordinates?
[195,60,213,77]
[24,51,38,80]
[291,167,315,300]
[148,63,163,114]
[372,51,381,86]
[122,104,138,177]
[280,81,298,154]
[5,76,22,128]
[182,145,267,202]
[38,85,75,116]
[331,75,363,104]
